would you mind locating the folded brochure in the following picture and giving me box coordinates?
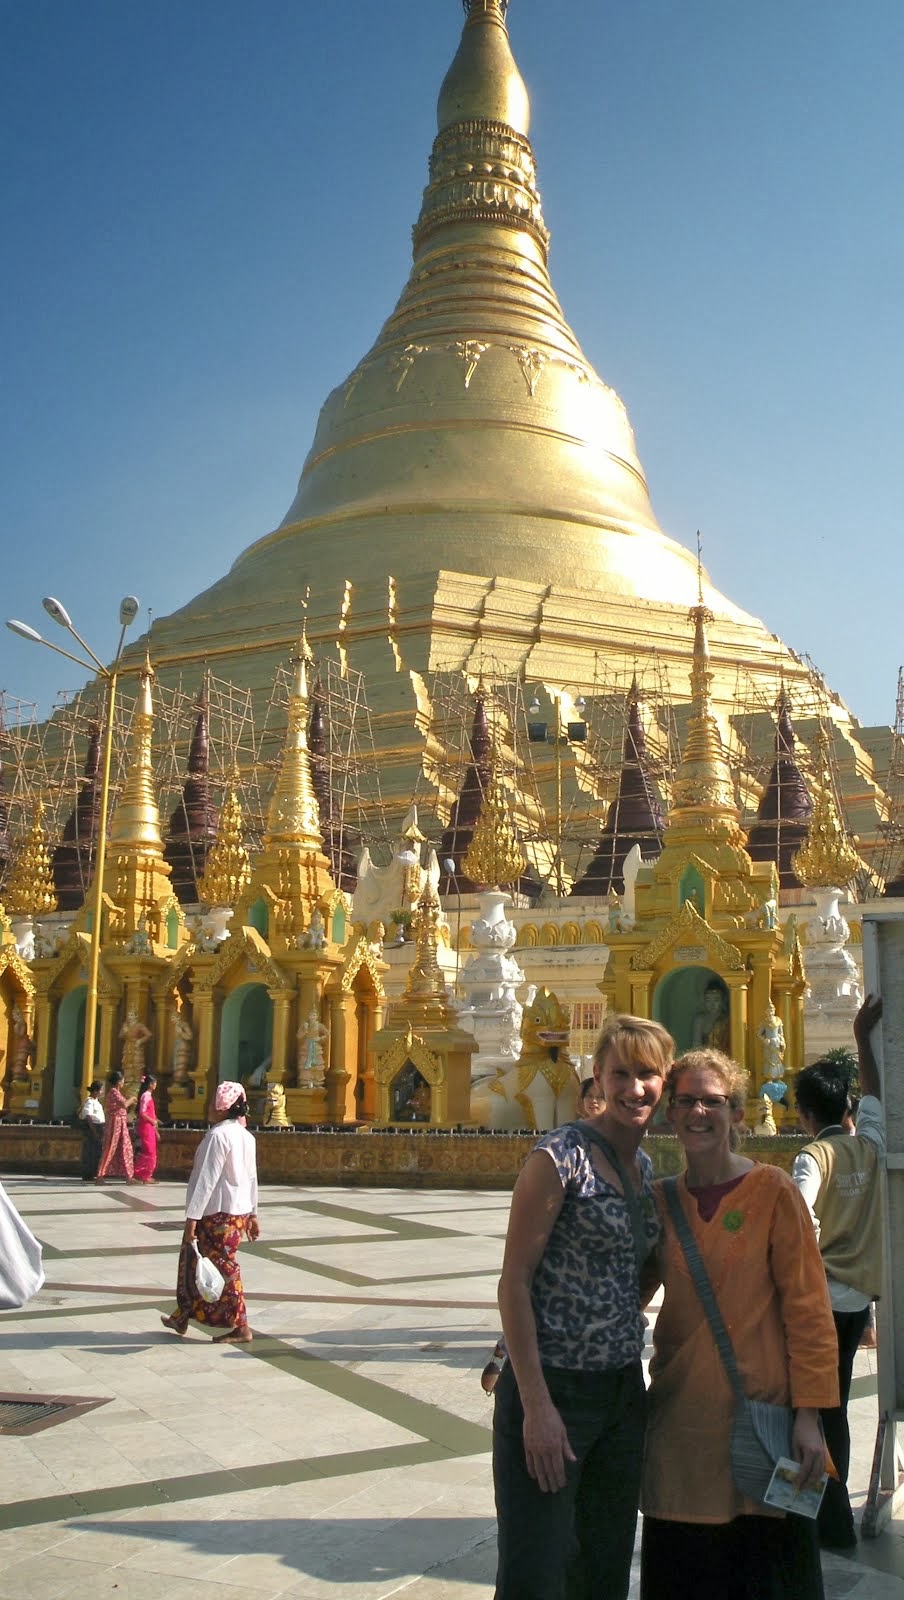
[763,1456,828,1518]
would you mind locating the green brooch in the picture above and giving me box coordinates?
[723,1210,744,1233]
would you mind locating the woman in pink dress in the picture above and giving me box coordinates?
[96,1069,136,1183]
[133,1073,159,1183]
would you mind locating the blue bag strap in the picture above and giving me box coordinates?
[662,1175,745,1402]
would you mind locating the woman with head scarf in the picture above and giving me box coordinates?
[161,1081,260,1342]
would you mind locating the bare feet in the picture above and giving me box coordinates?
[160,1314,187,1337]
[212,1326,252,1344]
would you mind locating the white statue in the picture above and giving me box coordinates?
[298,907,328,951]
[352,805,431,929]
[297,1008,328,1089]
[756,1000,785,1078]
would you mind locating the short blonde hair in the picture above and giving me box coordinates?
[593,1014,674,1080]
[667,1048,749,1110]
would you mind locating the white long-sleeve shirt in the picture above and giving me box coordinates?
[185,1120,258,1221]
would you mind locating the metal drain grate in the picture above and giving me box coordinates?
[0,1399,67,1430]
[0,1392,111,1435]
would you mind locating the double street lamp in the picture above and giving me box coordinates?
[6,595,140,1095]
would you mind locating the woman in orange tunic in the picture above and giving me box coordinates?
[641,1049,839,1600]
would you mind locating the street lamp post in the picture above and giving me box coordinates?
[7,596,139,1096]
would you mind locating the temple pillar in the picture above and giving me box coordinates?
[97,998,118,1079]
[153,991,170,1078]
[327,991,355,1121]
[356,995,377,1120]
[269,988,294,1088]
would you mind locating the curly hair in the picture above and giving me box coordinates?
[592,1014,674,1080]
[667,1049,749,1110]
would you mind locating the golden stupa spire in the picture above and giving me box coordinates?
[264,624,323,851]
[402,879,448,1004]
[108,660,166,857]
[791,726,862,888]
[461,759,526,887]
[198,780,251,909]
[5,800,57,918]
[668,562,740,834]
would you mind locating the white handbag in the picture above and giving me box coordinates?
[0,1181,45,1309]
[191,1240,225,1303]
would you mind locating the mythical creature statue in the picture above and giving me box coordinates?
[473,985,580,1131]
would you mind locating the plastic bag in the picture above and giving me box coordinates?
[191,1240,225,1304]
[0,1180,45,1310]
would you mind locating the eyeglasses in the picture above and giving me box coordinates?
[671,1094,730,1111]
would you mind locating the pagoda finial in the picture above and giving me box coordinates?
[163,682,219,903]
[461,757,525,888]
[108,662,165,856]
[198,780,251,909]
[5,800,57,917]
[791,726,862,888]
[438,0,530,144]
[403,880,448,1002]
[264,629,323,850]
[668,601,739,833]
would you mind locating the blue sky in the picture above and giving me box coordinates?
[2,0,901,728]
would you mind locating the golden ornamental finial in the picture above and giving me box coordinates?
[695,530,704,607]
[4,800,57,918]
[108,665,164,854]
[791,726,862,888]
[461,761,525,887]
[668,603,738,828]
[403,880,447,1001]
[199,782,251,909]
[264,640,323,848]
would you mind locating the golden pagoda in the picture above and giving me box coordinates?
[792,728,864,889]
[102,663,178,948]
[125,1,888,859]
[461,759,526,889]
[4,801,57,921]
[370,878,476,1124]
[198,781,251,911]
[601,604,806,1121]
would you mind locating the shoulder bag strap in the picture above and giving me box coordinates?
[661,1175,745,1402]
[574,1122,653,1267]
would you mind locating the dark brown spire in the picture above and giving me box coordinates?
[51,724,101,910]
[163,689,219,903]
[745,696,813,890]
[308,679,357,892]
[439,692,494,894]
[571,683,664,897]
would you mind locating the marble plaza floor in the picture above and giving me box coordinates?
[0,1175,902,1600]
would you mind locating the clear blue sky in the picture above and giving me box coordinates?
[2,0,901,727]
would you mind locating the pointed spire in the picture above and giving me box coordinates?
[5,800,57,917]
[439,690,494,893]
[402,880,448,1003]
[52,723,101,910]
[264,635,324,851]
[308,678,358,893]
[571,680,664,896]
[163,684,220,903]
[438,2,528,138]
[108,665,166,855]
[461,758,526,888]
[667,604,741,837]
[791,726,862,888]
[745,693,814,889]
[198,781,251,909]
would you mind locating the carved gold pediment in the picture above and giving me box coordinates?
[0,944,35,1000]
[208,926,288,994]
[373,1024,442,1087]
[338,934,385,996]
[629,900,744,973]
[41,930,122,998]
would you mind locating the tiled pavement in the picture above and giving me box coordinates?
[0,1175,902,1598]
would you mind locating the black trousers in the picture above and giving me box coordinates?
[819,1304,871,1546]
[493,1361,646,1600]
[641,1512,824,1600]
[80,1123,104,1180]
